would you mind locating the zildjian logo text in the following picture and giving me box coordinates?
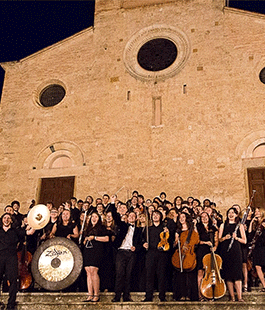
[45,248,68,258]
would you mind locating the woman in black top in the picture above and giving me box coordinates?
[82,211,109,302]
[196,212,218,300]
[51,209,79,240]
[218,207,246,302]
[248,207,265,291]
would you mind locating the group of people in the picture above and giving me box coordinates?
[1,191,265,309]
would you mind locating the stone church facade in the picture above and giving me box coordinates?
[1,0,265,213]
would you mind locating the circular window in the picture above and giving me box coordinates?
[137,38,177,71]
[39,84,66,107]
[259,67,265,84]
[123,25,190,82]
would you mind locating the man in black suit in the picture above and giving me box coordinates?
[142,210,175,302]
[112,208,143,302]
[0,213,21,310]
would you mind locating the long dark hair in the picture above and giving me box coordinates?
[84,211,102,236]
[197,212,215,233]
[224,207,240,225]
[176,212,193,232]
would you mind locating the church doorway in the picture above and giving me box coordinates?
[38,176,75,208]
[247,168,265,209]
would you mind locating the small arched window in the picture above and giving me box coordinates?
[253,143,265,158]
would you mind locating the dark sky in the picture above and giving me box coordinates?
[0,0,265,99]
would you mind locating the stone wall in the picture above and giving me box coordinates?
[1,0,265,213]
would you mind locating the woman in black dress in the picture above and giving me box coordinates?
[196,211,218,301]
[82,211,109,302]
[172,212,200,301]
[51,209,79,241]
[248,207,265,291]
[218,207,246,302]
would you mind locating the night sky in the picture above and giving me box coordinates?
[0,0,265,99]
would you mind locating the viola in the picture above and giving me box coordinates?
[200,247,226,300]
[172,225,199,272]
[17,235,33,290]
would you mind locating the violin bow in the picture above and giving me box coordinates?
[145,206,149,250]
[177,237,183,272]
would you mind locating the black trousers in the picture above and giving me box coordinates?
[145,249,169,301]
[172,268,198,301]
[0,254,18,309]
[114,249,136,299]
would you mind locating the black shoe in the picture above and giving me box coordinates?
[159,298,167,302]
[91,295,100,302]
[112,297,120,302]
[142,298,152,302]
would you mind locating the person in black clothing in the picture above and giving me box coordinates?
[82,211,109,302]
[248,207,265,291]
[39,207,59,243]
[0,213,21,310]
[196,211,218,301]
[51,209,79,241]
[11,200,24,229]
[142,210,175,302]
[111,198,143,302]
[172,212,200,301]
[218,207,246,302]
[100,210,117,292]
[70,197,81,225]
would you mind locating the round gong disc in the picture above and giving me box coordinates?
[31,237,83,291]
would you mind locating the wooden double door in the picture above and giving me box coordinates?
[38,176,75,208]
[248,168,265,209]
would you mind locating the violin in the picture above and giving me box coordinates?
[157,229,170,251]
[17,235,33,290]
[172,224,199,271]
[200,246,226,300]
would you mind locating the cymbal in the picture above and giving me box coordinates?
[31,237,83,291]
[27,204,50,229]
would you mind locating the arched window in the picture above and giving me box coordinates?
[51,156,73,168]
[253,143,265,158]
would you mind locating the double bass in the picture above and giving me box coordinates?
[172,223,199,272]
[200,245,226,300]
[17,235,33,290]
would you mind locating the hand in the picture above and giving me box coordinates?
[143,242,148,249]
[205,241,212,247]
[131,246,136,252]
[87,235,94,241]
[67,234,71,239]
[163,227,169,233]
[225,234,231,240]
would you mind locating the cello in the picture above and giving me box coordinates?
[200,245,226,300]
[172,222,199,272]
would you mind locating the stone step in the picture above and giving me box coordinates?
[0,291,265,309]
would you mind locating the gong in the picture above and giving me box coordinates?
[31,237,83,291]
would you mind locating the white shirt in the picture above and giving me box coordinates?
[119,225,135,250]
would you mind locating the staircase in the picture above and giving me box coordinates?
[1,288,265,310]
